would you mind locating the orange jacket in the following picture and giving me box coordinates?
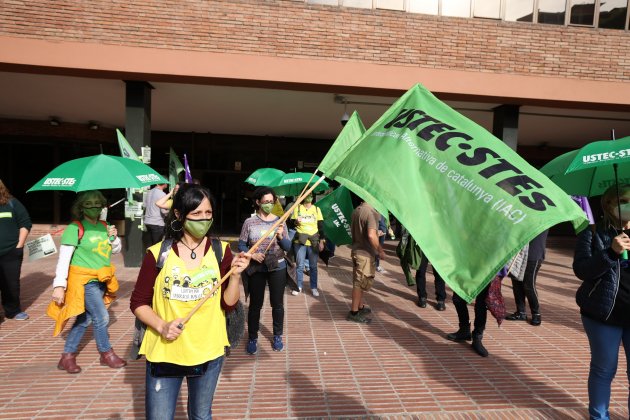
[46,265,118,337]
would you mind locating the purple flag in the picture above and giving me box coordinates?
[571,196,595,224]
[183,153,193,184]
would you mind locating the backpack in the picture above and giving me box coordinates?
[129,238,244,359]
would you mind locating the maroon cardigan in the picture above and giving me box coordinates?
[130,239,236,313]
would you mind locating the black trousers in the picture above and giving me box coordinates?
[416,257,446,301]
[452,283,490,334]
[145,224,164,247]
[247,268,287,339]
[0,247,25,318]
[511,259,543,315]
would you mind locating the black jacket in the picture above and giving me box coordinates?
[573,224,621,322]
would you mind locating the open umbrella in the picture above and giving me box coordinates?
[540,136,630,197]
[244,168,285,187]
[27,154,168,192]
[270,172,330,197]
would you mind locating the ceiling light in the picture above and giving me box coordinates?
[49,117,60,126]
[88,121,100,130]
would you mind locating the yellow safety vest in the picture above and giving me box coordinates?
[140,240,229,365]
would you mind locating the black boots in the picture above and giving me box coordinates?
[471,331,488,357]
[446,323,471,341]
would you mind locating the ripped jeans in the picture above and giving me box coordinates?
[145,356,224,420]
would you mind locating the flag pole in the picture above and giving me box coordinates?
[180,175,327,324]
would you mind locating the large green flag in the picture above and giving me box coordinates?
[169,147,185,190]
[116,129,141,161]
[322,84,588,302]
[315,186,354,246]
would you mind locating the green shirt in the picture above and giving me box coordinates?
[61,220,112,270]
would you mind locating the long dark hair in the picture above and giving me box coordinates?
[601,184,630,229]
[164,184,215,241]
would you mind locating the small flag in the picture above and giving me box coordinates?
[116,129,141,161]
[183,153,193,184]
[169,147,185,189]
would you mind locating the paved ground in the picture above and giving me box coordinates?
[1,229,628,419]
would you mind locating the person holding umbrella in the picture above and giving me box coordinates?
[131,184,250,419]
[574,184,630,420]
[49,190,126,373]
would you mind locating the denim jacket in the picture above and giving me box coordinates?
[573,224,621,322]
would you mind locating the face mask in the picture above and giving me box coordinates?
[618,203,630,221]
[184,218,213,239]
[83,207,102,219]
[260,203,274,214]
[304,196,313,204]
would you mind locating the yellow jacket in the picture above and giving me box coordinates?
[46,265,118,337]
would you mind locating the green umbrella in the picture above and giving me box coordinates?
[244,168,285,187]
[540,136,630,197]
[270,172,330,197]
[27,154,168,192]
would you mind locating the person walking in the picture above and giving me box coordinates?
[143,183,169,246]
[416,256,447,311]
[574,184,630,420]
[347,198,385,324]
[290,193,325,297]
[49,190,127,373]
[505,230,549,326]
[0,179,32,321]
[238,187,291,354]
[131,184,251,419]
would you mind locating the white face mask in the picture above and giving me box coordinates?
[616,202,630,221]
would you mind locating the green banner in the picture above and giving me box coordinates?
[321,84,588,302]
[315,186,354,246]
[169,147,185,190]
[116,129,141,161]
[318,111,365,175]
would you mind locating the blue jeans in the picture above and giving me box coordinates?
[293,243,318,290]
[145,356,224,420]
[581,315,630,420]
[64,281,111,353]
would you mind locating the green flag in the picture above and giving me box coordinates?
[169,147,185,190]
[315,186,354,246]
[116,129,141,161]
[318,111,365,175]
[322,84,588,302]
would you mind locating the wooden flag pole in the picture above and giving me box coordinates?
[180,175,327,324]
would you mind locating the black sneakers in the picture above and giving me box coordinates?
[505,311,527,321]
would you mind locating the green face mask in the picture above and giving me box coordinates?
[184,218,213,239]
[304,196,313,204]
[260,203,274,214]
[83,207,102,219]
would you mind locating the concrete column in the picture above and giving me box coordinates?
[123,81,153,267]
[492,105,520,151]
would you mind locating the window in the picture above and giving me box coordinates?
[599,0,629,29]
[505,0,535,21]
[569,0,596,25]
[408,0,439,14]
[538,0,567,24]
[441,0,471,17]
[474,0,502,18]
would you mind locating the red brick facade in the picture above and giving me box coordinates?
[1,0,629,83]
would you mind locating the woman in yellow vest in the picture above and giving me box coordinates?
[290,193,325,296]
[49,190,126,373]
[130,184,250,420]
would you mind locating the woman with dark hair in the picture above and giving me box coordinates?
[131,184,250,419]
[574,184,630,419]
[49,190,125,373]
[0,179,32,321]
[238,186,291,354]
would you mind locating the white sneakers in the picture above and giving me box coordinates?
[291,288,302,296]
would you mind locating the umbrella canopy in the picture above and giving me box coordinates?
[27,154,168,192]
[540,136,630,197]
[270,172,330,197]
[244,168,285,187]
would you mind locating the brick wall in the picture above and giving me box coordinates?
[0,0,629,82]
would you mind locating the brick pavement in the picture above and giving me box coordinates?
[1,233,628,419]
